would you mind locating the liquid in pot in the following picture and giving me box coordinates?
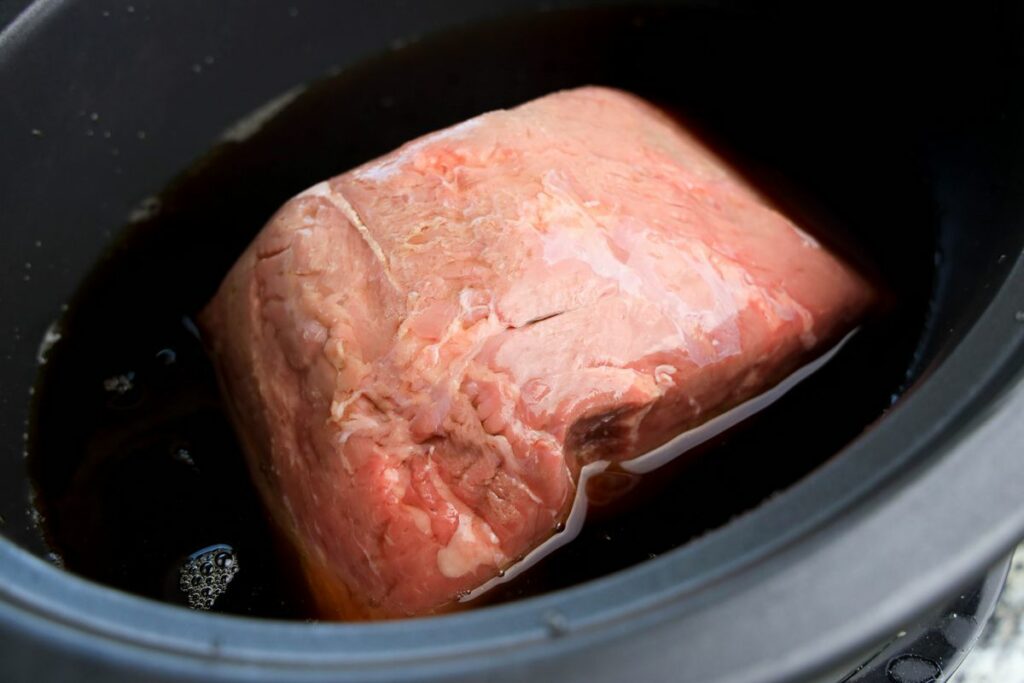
[26,6,937,619]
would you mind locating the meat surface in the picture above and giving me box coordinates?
[200,87,873,619]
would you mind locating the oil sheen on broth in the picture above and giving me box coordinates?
[26,6,936,619]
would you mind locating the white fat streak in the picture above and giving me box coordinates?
[461,330,856,601]
[436,512,503,579]
[406,506,432,535]
[335,413,380,441]
[351,116,485,183]
[352,156,403,183]
[299,181,399,291]
[382,467,401,489]
[330,389,363,423]
[220,85,305,142]
[393,297,502,440]
[790,224,822,249]
[654,364,678,388]
[506,460,544,504]
[353,536,383,580]
[329,390,384,461]
[425,457,506,578]
[458,286,492,320]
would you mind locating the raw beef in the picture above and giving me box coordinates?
[200,87,874,619]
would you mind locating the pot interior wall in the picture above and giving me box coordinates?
[1,0,1022,600]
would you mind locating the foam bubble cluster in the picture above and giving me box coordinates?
[178,544,239,610]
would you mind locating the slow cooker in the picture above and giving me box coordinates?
[1,1,1022,681]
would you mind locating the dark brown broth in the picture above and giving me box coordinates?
[27,7,936,620]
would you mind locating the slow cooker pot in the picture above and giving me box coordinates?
[1,1,1022,681]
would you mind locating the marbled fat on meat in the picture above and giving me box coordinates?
[200,87,874,618]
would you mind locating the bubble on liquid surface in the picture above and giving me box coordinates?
[103,373,135,395]
[179,544,238,611]
[171,445,196,469]
[103,371,143,409]
[155,347,177,365]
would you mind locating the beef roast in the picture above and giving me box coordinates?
[200,87,874,619]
